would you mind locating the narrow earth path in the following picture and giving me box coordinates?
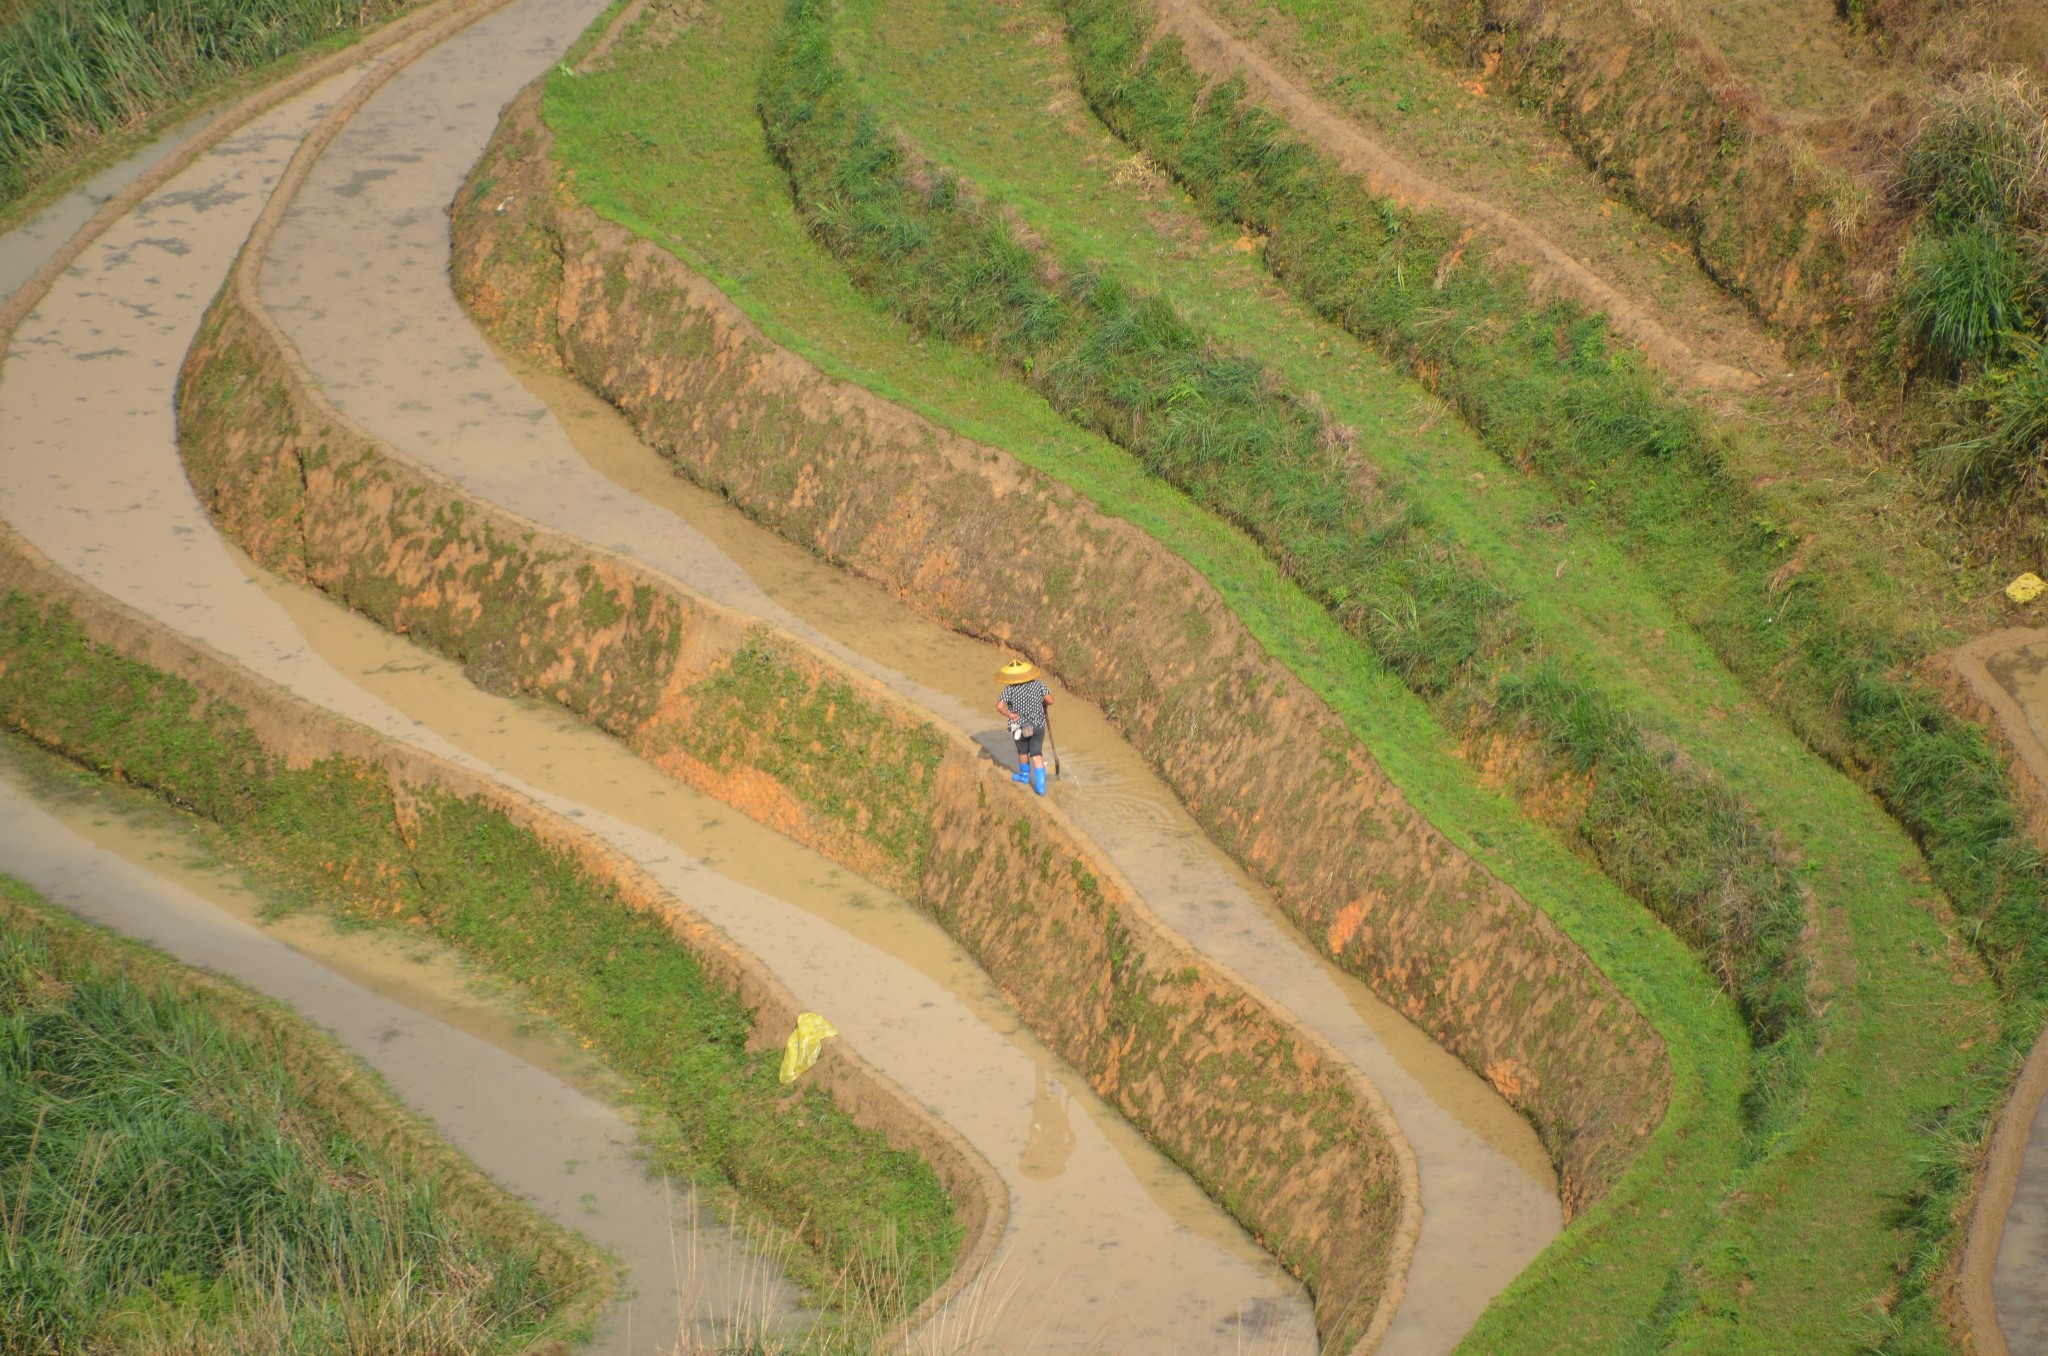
[1145,0,1762,391]
[251,6,1560,1353]
[0,771,791,1356]
[0,8,1321,1355]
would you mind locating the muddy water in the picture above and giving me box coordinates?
[1980,642,2048,1351]
[252,0,1560,1340]
[531,360,1553,1187]
[233,542,1319,1352]
[0,110,217,304]
[0,3,1331,1348]
[0,53,803,1356]
[0,735,624,1103]
[0,765,799,1356]
[512,356,1563,1356]
[0,15,1321,1356]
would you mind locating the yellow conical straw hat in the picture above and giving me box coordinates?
[997,658,1040,683]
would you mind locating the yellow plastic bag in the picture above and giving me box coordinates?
[2010,573,2047,604]
[779,1012,839,1085]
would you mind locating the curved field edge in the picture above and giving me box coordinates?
[765,0,1824,1135]
[467,24,1765,1356]
[0,873,610,1352]
[474,81,1668,1207]
[0,526,992,1328]
[1054,1,2048,1339]
[178,198,1421,1354]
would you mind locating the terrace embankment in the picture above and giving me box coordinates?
[446,88,1667,1214]
[1409,0,1876,358]
[0,521,999,1345]
[179,183,1417,1354]
[1136,0,1753,391]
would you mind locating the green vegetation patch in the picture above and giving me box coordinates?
[544,0,2016,1346]
[538,3,1754,1350]
[672,633,948,886]
[759,0,1813,1119]
[1056,8,2048,1341]
[0,0,421,215]
[0,589,961,1320]
[0,876,595,1354]
[1899,72,2048,501]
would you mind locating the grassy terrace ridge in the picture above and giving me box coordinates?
[761,0,1825,1093]
[1057,0,2048,1336]
[539,0,2005,1347]
[539,3,1755,1352]
[1069,0,2000,648]
[0,0,426,229]
[0,873,603,1354]
[769,0,2001,1347]
[0,590,962,1328]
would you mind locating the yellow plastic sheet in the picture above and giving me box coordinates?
[2010,573,2047,604]
[779,1012,839,1085]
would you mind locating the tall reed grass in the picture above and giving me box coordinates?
[1897,71,2048,492]
[759,0,1816,1138]
[0,881,572,1355]
[0,0,416,206]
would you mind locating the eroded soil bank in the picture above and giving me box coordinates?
[452,89,1666,1215]
[501,348,1562,1353]
[231,540,1326,1354]
[172,3,1422,1343]
[0,53,1000,1351]
[234,12,1556,1341]
[0,3,1399,1348]
[186,186,1411,1356]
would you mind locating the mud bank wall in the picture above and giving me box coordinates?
[1410,0,1862,350]
[451,91,1667,1211]
[179,250,1415,1351]
[0,521,998,1293]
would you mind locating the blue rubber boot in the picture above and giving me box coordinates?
[1012,764,1031,785]
[1032,764,1048,796]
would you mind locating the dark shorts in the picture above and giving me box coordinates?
[1014,727,1044,757]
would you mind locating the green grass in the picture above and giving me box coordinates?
[0,0,413,209]
[1928,335,2048,498]
[0,0,424,217]
[678,634,948,881]
[1044,9,2048,1342]
[0,875,594,1355]
[1894,71,2048,501]
[758,0,1817,1097]
[0,590,961,1324]
[543,0,2016,1347]
[540,4,1759,1350]
[1898,223,2037,378]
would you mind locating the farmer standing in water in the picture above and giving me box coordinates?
[997,658,1053,796]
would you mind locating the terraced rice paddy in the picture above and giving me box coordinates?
[7,0,2048,1351]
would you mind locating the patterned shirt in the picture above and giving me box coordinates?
[1001,680,1049,731]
